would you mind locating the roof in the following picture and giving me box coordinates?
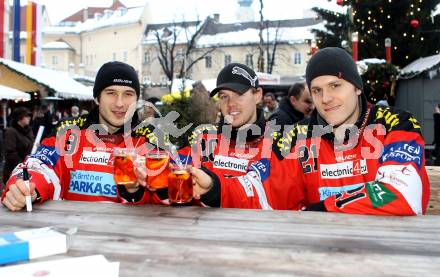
[0,85,31,101]
[61,1,126,23]
[400,53,440,79]
[44,6,144,34]
[0,58,93,100]
[42,40,74,50]
[143,17,323,47]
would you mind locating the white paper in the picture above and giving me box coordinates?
[0,255,119,277]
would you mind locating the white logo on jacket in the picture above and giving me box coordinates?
[213,155,249,173]
[79,151,111,166]
[376,164,422,214]
[320,160,368,179]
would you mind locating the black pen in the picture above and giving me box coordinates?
[23,167,32,212]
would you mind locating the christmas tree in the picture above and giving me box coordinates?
[312,0,440,67]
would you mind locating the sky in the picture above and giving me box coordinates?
[29,0,346,25]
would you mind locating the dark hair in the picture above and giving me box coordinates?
[264,92,276,100]
[11,107,31,125]
[287,83,306,100]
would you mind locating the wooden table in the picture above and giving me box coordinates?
[1,201,440,276]
[426,166,440,214]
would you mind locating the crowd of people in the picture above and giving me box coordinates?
[0,48,433,216]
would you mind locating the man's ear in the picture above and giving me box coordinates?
[254,87,263,104]
[355,88,362,96]
[94,97,99,105]
[289,96,297,106]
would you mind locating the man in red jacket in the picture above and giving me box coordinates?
[193,47,430,215]
[187,63,304,209]
[2,61,167,211]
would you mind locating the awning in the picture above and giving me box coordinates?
[0,58,93,100]
[0,85,31,101]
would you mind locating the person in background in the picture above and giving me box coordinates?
[263,92,278,120]
[2,61,167,211]
[80,109,89,116]
[137,100,159,122]
[41,105,53,139]
[433,104,440,166]
[3,107,34,183]
[31,106,45,137]
[70,106,80,118]
[269,82,314,125]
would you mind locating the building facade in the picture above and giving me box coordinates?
[142,17,322,94]
[6,0,322,99]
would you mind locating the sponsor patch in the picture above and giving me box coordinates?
[79,151,111,166]
[335,153,358,163]
[318,183,363,201]
[320,160,368,179]
[248,159,270,182]
[375,164,422,214]
[380,140,423,168]
[366,181,397,208]
[213,155,249,173]
[30,146,60,167]
[69,170,117,198]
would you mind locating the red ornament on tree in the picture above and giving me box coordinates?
[336,0,343,6]
[410,19,419,28]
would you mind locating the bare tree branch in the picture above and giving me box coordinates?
[257,0,265,72]
[185,47,216,72]
[150,17,217,91]
[267,21,281,74]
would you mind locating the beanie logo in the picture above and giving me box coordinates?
[232,66,257,87]
[113,78,133,84]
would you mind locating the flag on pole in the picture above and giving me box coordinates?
[13,0,20,62]
[35,2,42,66]
[26,0,32,64]
[0,0,5,58]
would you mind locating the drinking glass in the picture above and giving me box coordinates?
[168,163,193,204]
[113,148,137,186]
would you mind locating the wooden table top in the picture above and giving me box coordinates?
[1,200,440,276]
[426,166,440,214]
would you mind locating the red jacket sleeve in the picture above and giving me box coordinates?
[323,117,430,215]
[2,135,66,203]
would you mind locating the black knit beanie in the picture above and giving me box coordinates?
[306,47,363,91]
[93,61,140,99]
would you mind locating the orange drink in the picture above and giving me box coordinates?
[146,150,170,189]
[168,165,193,204]
[113,148,137,186]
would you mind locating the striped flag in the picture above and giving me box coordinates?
[13,0,20,62]
[0,0,4,58]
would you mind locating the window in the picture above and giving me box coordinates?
[205,56,212,68]
[293,52,301,65]
[112,52,116,61]
[85,55,89,65]
[176,49,184,61]
[245,54,253,67]
[143,76,151,84]
[224,54,231,66]
[160,75,168,83]
[144,52,150,64]
[123,51,128,62]
[52,56,58,65]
